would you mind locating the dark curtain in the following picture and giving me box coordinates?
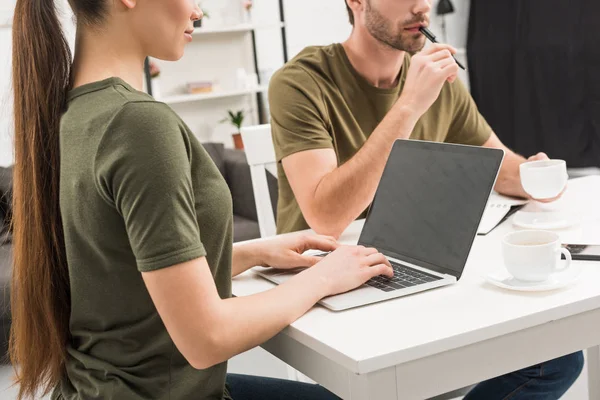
[467,0,600,168]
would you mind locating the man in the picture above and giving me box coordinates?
[268,0,583,399]
[269,0,559,238]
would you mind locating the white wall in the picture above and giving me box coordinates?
[0,0,73,167]
[282,1,352,60]
[257,0,471,67]
[0,28,13,168]
[0,0,15,167]
[254,0,472,94]
[0,0,473,157]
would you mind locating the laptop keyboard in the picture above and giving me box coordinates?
[312,251,442,292]
[366,260,442,292]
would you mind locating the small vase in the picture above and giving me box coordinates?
[150,78,161,99]
[232,133,244,150]
[243,10,251,24]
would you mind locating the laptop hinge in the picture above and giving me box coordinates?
[372,246,460,279]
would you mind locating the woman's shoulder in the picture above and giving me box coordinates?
[102,86,196,139]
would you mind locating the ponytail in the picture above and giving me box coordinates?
[10,0,72,397]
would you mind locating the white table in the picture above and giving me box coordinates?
[233,176,600,400]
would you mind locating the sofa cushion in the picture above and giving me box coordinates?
[0,243,12,309]
[233,215,260,242]
[0,167,12,240]
[0,244,12,329]
[202,143,226,178]
[0,244,11,362]
[265,169,278,222]
[225,149,258,222]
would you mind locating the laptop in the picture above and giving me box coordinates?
[256,139,505,311]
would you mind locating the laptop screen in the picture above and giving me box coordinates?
[358,140,504,278]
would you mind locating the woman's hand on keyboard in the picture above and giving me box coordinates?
[256,232,339,270]
[305,245,393,297]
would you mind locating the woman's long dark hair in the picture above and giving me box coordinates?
[10,0,105,398]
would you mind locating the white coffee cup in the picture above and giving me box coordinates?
[502,230,571,282]
[520,159,568,199]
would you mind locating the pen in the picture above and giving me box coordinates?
[419,27,466,71]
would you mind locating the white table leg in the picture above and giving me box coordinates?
[286,366,316,383]
[349,367,398,400]
[588,346,600,400]
[286,365,299,381]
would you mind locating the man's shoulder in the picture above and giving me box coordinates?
[292,43,339,64]
[271,44,339,87]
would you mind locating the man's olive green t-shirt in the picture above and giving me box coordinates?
[53,78,233,400]
[269,43,493,234]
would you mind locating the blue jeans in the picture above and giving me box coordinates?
[227,351,583,400]
[464,351,585,400]
[227,374,340,400]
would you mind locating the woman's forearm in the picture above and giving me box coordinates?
[231,241,264,277]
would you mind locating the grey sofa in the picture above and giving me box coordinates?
[0,166,12,362]
[0,144,261,362]
[202,142,261,242]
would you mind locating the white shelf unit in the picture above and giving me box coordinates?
[160,85,269,105]
[193,22,285,35]
[143,0,288,147]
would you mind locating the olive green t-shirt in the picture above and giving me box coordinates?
[54,78,233,400]
[269,43,493,234]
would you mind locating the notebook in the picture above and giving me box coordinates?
[477,193,528,235]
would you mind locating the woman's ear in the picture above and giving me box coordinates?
[119,0,137,10]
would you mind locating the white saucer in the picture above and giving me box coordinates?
[485,266,581,292]
[512,210,579,230]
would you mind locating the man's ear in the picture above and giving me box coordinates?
[347,0,364,16]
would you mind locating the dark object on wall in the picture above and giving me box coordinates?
[437,0,455,15]
[467,0,600,168]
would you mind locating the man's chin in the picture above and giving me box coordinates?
[394,35,426,54]
[406,40,426,55]
[377,33,426,53]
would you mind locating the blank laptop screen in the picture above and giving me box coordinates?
[358,140,504,278]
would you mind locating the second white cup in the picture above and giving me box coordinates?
[520,159,568,199]
[502,230,571,282]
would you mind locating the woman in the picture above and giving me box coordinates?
[9,0,394,399]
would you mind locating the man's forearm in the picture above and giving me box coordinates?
[494,150,529,198]
[309,104,419,237]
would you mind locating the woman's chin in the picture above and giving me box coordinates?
[150,49,185,63]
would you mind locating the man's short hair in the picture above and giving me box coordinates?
[345,1,354,25]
